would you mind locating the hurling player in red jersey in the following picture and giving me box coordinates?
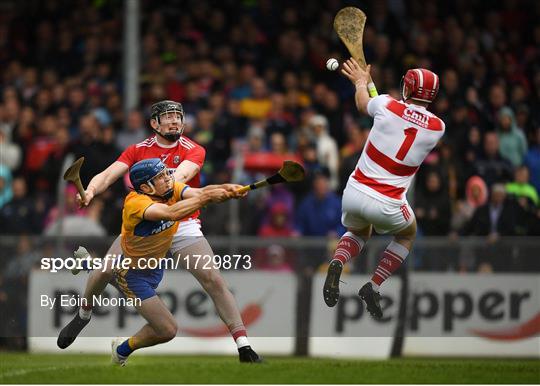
[57,100,261,362]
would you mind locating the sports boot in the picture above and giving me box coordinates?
[358,282,383,319]
[57,313,91,349]
[323,260,343,307]
[238,346,263,363]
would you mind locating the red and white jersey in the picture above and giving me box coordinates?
[349,95,445,203]
[117,135,206,218]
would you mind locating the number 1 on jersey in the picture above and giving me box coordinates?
[395,127,418,161]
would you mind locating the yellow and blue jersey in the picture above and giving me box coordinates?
[114,181,188,301]
[120,181,188,267]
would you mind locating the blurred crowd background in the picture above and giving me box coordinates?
[0,0,539,275]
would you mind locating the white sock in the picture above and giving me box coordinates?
[235,336,250,349]
[79,307,92,320]
[370,280,380,292]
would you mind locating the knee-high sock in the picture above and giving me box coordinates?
[332,231,365,265]
[230,324,249,348]
[117,337,138,357]
[371,241,409,288]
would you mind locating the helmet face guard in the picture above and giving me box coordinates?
[130,158,175,199]
[145,169,175,200]
[150,100,185,142]
[401,68,439,103]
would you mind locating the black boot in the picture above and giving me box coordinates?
[358,282,383,319]
[238,346,263,363]
[323,260,343,307]
[57,312,91,349]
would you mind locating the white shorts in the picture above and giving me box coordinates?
[170,218,204,252]
[341,184,414,234]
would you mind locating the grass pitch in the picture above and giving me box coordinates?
[0,353,538,384]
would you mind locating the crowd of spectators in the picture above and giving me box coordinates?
[1,0,540,273]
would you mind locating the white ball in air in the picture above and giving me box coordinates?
[326,58,339,71]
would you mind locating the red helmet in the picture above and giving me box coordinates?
[401,68,439,103]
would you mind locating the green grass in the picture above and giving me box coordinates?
[0,353,538,384]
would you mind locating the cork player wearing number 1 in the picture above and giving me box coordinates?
[323,59,445,318]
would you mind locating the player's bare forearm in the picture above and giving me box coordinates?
[167,194,210,220]
[173,160,200,183]
[201,183,246,197]
[144,194,209,222]
[341,58,371,114]
[201,184,234,192]
[200,184,223,192]
[77,162,128,207]
[145,188,234,221]
[354,81,371,115]
[185,184,244,201]
[86,173,107,196]
[87,162,128,196]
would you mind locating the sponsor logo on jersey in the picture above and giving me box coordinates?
[403,108,429,128]
[150,220,175,235]
[134,219,176,237]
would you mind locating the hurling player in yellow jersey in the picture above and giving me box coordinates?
[71,158,243,365]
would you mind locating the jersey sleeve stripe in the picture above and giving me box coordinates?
[181,136,196,146]
[136,138,156,148]
[179,138,195,149]
[180,185,189,199]
[365,141,419,176]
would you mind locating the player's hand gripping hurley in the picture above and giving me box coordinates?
[236,161,305,194]
[334,7,378,97]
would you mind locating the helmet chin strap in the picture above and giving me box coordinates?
[146,181,157,196]
[400,76,409,102]
[146,180,174,200]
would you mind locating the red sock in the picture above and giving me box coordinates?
[332,232,364,265]
[230,325,247,341]
[230,325,249,348]
[371,241,409,286]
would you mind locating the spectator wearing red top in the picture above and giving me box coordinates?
[258,202,296,237]
[24,114,58,192]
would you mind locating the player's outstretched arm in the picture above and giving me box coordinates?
[143,187,241,222]
[341,58,372,115]
[143,194,210,222]
[200,183,249,199]
[173,160,200,183]
[78,161,129,207]
[186,184,246,200]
